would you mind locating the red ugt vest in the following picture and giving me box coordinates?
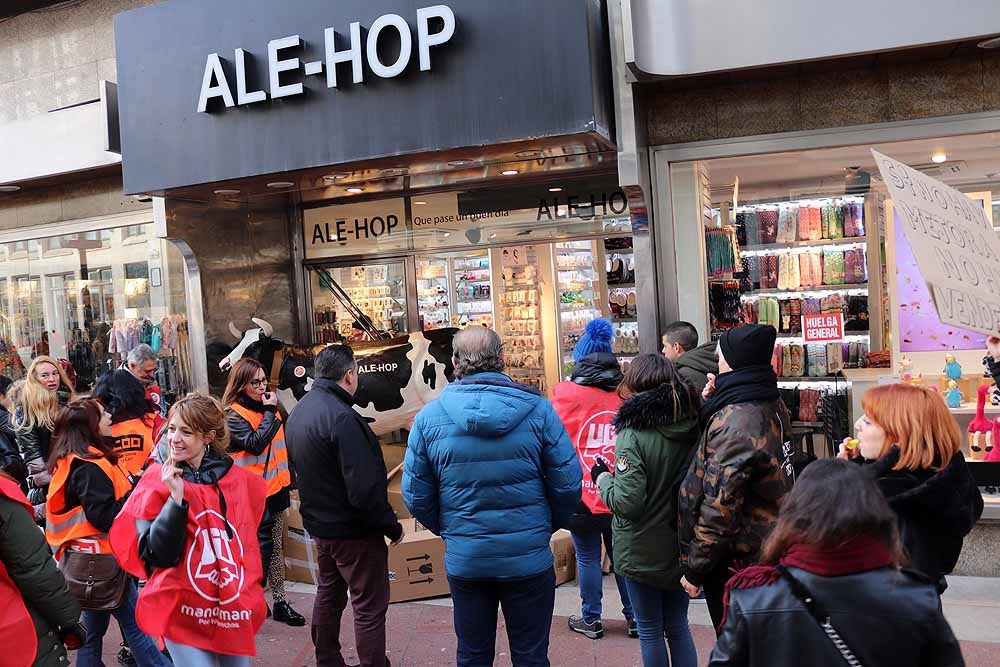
[550,382,624,514]
[0,477,38,667]
[110,463,266,657]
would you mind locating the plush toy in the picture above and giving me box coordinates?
[945,380,962,409]
[897,355,913,376]
[944,354,963,381]
[988,417,1000,463]
[968,384,993,461]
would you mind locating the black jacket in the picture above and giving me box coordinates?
[63,458,133,532]
[709,566,964,666]
[0,407,25,483]
[567,353,622,532]
[226,396,281,457]
[868,449,983,589]
[0,494,81,667]
[676,342,719,396]
[137,454,234,570]
[284,378,401,541]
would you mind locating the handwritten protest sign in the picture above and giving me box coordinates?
[871,150,1000,336]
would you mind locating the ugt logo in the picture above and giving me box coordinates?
[576,411,617,475]
[185,510,245,605]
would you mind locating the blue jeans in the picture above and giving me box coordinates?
[164,640,249,666]
[624,579,697,667]
[448,569,555,667]
[77,581,171,667]
[570,527,633,622]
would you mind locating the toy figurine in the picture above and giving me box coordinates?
[944,354,963,381]
[945,380,962,409]
[967,384,993,461]
[897,355,914,376]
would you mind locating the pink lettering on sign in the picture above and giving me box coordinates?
[801,313,845,343]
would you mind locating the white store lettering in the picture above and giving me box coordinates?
[197,5,456,113]
[358,363,400,374]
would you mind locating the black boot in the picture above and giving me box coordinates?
[272,600,306,627]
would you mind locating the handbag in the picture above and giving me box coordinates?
[777,565,863,667]
[59,549,130,612]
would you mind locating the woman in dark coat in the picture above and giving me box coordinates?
[710,459,963,667]
[840,383,983,592]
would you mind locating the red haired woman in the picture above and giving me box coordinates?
[839,383,983,592]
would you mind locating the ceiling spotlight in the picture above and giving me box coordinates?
[448,159,474,167]
[323,174,350,182]
[213,188,240,195]
[548,187,563,193]
[414,200,428,205]
[978,36,1000,49]
[489,233,498,239]
[346,187,364,193]
[931,153,947,164]
[501,169,519,176]
[0,185,21,193]
[443,232,451,237]
[266,181,295,189]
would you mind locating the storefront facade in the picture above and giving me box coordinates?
[611,0,1000,572]
[110,0,655,398]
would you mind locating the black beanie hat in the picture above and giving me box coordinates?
[720,324,777,371]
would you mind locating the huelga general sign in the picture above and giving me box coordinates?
[197,5,455,113]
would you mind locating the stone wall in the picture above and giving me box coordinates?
[0,0,156,124]
[643,51,1000,145]
[0,172,150,233]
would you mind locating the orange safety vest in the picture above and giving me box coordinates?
[45,448,133,559]
[227,403,291,498]
[0,476,38,667]
[111,416,155,478]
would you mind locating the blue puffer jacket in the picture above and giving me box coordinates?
[403,372,581,579]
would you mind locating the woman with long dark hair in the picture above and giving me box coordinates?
[44,399,168,667]
[592,354,700,667]
[709,459,963,666]
[15,356,74,521]
[222,359,302,626]
[111,394,267,665]
[92,369,160,480]
[839,383,983,592]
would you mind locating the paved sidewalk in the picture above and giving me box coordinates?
[81,575,1000,666]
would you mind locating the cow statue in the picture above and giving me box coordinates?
[219,318,457,436]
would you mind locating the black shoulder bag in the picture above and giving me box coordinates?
[776,565,863,667]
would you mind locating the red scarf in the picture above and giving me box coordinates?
[719,535,894,631]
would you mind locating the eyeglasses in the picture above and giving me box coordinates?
[249,379,268,388]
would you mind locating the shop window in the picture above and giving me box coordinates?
[309,261,409,343]
[0,228,191,396]
[122,225,146,240]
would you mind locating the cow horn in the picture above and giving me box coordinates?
[228,321,242,341]
[251,317,274,337]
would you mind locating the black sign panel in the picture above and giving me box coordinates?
[114,0,613,195]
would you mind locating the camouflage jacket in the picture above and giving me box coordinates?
[677,398,793,587]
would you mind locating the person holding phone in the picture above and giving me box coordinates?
[110,394,267,665]
[222,359,303,626]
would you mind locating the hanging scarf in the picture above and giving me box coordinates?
[718,534,894,631]
[700,365,779,424]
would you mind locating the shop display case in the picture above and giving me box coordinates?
[605,236,640,363]
[452,250,494,329]
[416,256,451,331]
[309,260,409,343]
[554,240,603,378]
[497,245,547,394]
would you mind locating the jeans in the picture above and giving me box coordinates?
[312,535,390,667]
[624,579,697,667]
[163,640,250,666]
[77,581,171,667]
[570,527,633,622]
[448,569,555,667]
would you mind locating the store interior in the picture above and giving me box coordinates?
[686,131,1000,472]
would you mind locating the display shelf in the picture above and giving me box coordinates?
[778,376,853,384]
[774,333,871,343]
[607,282,636,288]
[741,237,866,253]
[742,283,868,296]
[611,315,637,322]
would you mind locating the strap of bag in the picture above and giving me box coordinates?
[776,565,863,667]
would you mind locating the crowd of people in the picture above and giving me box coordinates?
[0,317,988,666]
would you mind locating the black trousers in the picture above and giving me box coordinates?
[447,569,556,667]
[702,562,738,636]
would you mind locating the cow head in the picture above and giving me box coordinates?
[219,317,276,372]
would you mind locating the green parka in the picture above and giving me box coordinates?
[597,383,700,591]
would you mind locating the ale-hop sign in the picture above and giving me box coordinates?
[802,313,844,343]
[872,150,1000,336]
[304,199,408,257]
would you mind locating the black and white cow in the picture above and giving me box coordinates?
[219,319,457,435]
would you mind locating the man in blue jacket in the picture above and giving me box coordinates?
[403,326,581,667]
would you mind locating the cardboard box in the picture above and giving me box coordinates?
[381,443,406,473]
[386,468,412,520]
[284,493,320,585]
[388,518,448,603]
[550,529,576,586]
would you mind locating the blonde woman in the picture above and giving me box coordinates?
[14,356,74,521]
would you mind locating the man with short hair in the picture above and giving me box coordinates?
[403,327,581,666]
[285,344,402,667]
[123,343,162,409]
[661,321,719,396]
